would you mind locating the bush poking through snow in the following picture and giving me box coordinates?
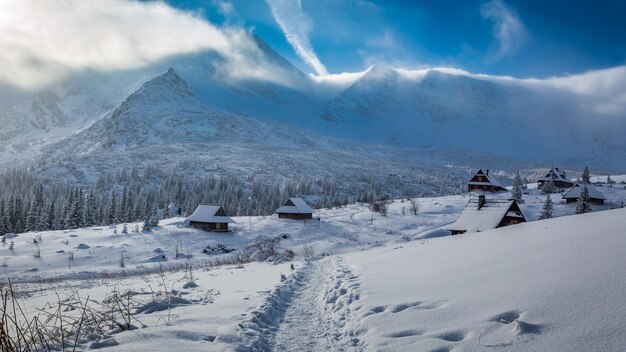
[202,244,236,255]
[244,236,294,262]
[33,242,41,258]
[301,244,315,259]
[0,281,145,351]
[409,198,419,215]
[370,200,389,216]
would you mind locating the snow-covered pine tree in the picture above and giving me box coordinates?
[581,166,591,184]
[607,173,612,187]
[541,176,556,194]
[0,206,6,236]
[47,201,56,230]
[511,171,523,202]
[576,184,591,214]
[108,191,117,224]
[540,193,554,219]
[119,186,128,223]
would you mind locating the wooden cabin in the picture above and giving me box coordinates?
[447,195,526,235]
[537,167,574,189]
[275,198,314,220]
[184,205,234,232]
[467,169,507,193]
[562,184,606,205]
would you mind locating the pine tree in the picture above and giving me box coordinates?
[581,166,591,184]
[0,203,6,236]
[108,191,117,224]
[541,176,556,194]
[607,173,612,187]
[540,193,554,219]
[47,201,56,230]
[576,184,591,214]
[511,171,523,201]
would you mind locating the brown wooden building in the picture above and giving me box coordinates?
[467,169,507,193]
[447,195,526,235]
[184,205,234,232]
[275,198,314,220]
[537,167,574,189]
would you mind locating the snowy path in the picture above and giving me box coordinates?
[240,257,364,351]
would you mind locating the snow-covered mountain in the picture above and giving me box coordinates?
[321,66,625,165]
[38,68,496,191]
[1,34,625,173]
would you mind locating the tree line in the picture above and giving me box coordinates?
[0,165,466,235]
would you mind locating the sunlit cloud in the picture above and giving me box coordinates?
[480,0,528,60]
[266,0,328,75]
[0,0,270,89]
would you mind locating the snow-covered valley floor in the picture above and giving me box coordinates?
[1,187,625,351]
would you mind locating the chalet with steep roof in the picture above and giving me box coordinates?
[275,198,314,220]
[537,167,574,189]
[467,169,506,193]
[447,195,526,235]
[184,205,234,232]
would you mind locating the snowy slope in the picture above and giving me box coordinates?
[345,207,626,351]
[2,196,625,351]
[321,67,625,165]
[2,36,626,171]
[0,35,315,168]
[34,68,524,192]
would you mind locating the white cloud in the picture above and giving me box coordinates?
[0,0,265,89]
[312,64,626,116]
[266,0,328,75]
[480,0,528,60]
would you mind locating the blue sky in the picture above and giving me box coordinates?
[166,0,626,78]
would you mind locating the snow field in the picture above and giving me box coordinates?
[345,207,626,351]
[1,189,625,351]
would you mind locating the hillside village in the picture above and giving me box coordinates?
[1,167,625,351]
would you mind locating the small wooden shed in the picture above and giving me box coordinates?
[562,184,606,205]
[467,169,507,193]
[447,195,526,235]
[184,205,235,232]
[275,198,314,220]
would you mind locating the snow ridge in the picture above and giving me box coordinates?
[239,257,364,351]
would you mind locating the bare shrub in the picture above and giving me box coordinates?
[301,244,315,259]
[0,281,144,351]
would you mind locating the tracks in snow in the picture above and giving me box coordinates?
[239,257,364,351]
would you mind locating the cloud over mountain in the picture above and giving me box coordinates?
[0,0,268,89]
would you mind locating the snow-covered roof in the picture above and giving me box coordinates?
[185,205,235,224]
[469,169,504,188]
[562,184,606,200]
[275,198,314,214]
[447,198,518,233]
[538,168,570,182]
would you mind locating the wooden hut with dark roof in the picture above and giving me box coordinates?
[562,184,606,205]
[467,169,507,193]
[537,167,574,189]
[275,198,315,220]
[184,205,235,232]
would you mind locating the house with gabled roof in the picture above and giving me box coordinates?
[275,198,314,220]
[537,167,574,189]
[447,195,526,235]
[467,169,507,193]
[184,205,235,232]
[562,184,606,205]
